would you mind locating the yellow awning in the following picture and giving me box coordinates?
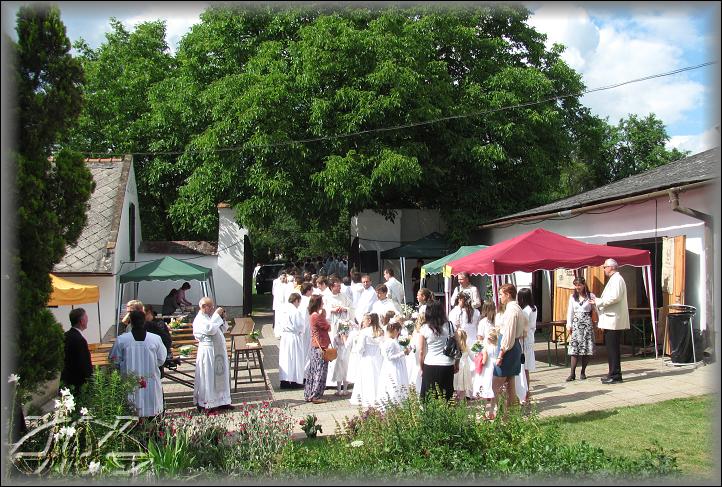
[48,274,99,306]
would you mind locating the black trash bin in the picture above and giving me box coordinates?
[667,305,699,364]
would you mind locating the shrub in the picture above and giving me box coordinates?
[76,366,139,421]
[276,390,680,481]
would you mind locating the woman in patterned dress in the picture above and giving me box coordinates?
[565,277,597,381]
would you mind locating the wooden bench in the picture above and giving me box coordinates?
[232,317,255,335]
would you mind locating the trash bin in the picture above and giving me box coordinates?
[667,305,699,364]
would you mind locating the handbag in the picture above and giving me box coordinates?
[312,335,337,362]
[442,321,462,360]
[591,305,599,325]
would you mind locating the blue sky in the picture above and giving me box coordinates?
[3,1,720,154]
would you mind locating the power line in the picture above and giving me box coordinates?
[79,61,716,158]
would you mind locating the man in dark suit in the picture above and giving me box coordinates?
[60,308,93,394]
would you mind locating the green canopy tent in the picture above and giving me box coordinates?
[379,232,455,305]
[116,256,216,335]
[420,245,488,314]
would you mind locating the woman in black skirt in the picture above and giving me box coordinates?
[418,300,459,402]
[490,284,526,417]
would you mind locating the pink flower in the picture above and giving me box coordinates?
[299,419,305,425]
[138,377,147,389]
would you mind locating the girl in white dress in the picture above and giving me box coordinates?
[517,288,537,403]
[478,300,497,341]
[476,329,499,418]
[377,321,410,406]
[278,293,306,386]
[453,329,474,401]
[349,313,384,408]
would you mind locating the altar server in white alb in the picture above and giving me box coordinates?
[109,310,167,417]
[279,293,306,388]
[272,271,288,333]
[324,278,354,395]
[193,297,233,411]
[354,274,378,324]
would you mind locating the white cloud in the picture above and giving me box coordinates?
[121,4,207,53]
[667,127,720,154]
[528,4,710,129]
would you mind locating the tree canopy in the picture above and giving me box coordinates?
[67,4,687,258]
[13,5,94,394]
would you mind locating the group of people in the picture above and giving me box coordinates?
[161,282,194,316]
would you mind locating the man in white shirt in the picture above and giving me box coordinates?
[591,259,629,384]
[354,274,378,324]
[384,267,405,306]
[272,271,288,331]
[193,297,232,411]
[313,276,332,296]
[450,272,482,310]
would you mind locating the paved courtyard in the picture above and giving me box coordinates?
[161,305,720,438]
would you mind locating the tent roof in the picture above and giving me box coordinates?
[119,256,212,284]
[421,245,488,278]
[444,228,651,276]
[48,274,99,305]
[380,232,456,259]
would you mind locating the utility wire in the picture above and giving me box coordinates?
[79,61,716,158]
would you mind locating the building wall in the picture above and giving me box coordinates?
[482,184,714,330]
[49,275,116,344]
[352,209,447,301]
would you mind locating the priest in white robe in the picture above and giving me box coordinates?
[279,293,306,386]
[193,297,232,411]
[109,310,166,417]
[354,274,378,324]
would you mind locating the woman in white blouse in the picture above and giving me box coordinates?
[565,277,597,381]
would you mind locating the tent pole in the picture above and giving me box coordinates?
[115,282,123,338]
[645,265,659,359]
[97,302,102,343]
[400,257,406,305]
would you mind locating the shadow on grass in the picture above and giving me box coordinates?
[543,408,620,425]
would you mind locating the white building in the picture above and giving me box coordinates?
[51,156,248,343]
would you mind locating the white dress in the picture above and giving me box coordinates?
[403,330,421,392]
[324,292,353,386]
[193,311,231,409]
[478,317,495,341]
[448,307,481,349]
[521,306,538,372]
[354,287,378,324]
[349,327,383,408]
[473,337,498,399]
[278,303,306,384]
[344,321,363,383]
[371,298,400,320]
[109,331,166,417]
[377,338,409,405]
[453,350,474,398]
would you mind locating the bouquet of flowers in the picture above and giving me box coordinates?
[404,320,415,335]
[337,320,351,336]
[248,330,261,343]
[399,304,414,319]
[470,341,484,353]
[168,318,183,330]
[398,336,411,349]
[178,345,194,357]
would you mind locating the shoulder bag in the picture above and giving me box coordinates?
[313,335,337,362]
[442,321,462,360]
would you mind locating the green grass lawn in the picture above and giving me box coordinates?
[541,395,718,478]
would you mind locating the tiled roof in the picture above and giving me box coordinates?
[54,155,132,273]
[139,241,218,255]
[486,148,720,224]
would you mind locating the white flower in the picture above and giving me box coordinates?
[60,425,76,438]
[8,373,20,383]
[54,399,62,410]
[60,387,72,397]
[411,312,419,319]
[64,397,76,412]
[80,407,89,416]
[350,440,364,448]
[88,461,101,475]
[53,432,61,441]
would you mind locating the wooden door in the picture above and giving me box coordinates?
[586,265,606,344]
[660,235,686,354]
[552,270,576,321]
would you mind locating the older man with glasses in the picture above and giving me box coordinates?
[450,272,482,310]
[590,259,630,384]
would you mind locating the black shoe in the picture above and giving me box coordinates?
[580,373,587,380]
[601,377,623,384]
[565,375,575,382]
[219,404,235,410]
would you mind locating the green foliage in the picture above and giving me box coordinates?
[276,391,680,481]
[12,5,94,395]
[147,431,195,477]
[76,367,138,421]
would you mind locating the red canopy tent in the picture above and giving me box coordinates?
[444,229,658,357]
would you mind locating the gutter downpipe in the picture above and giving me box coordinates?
[669,189,715,363]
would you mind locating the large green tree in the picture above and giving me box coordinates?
[13,5,94,394]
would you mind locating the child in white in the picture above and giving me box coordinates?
[478,300,497,341]
[349,313,384,408]
[402,317,421,393]
[377,321,410,406]
[475,328,499,417]
[453,329,474,400]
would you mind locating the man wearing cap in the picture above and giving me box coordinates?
[590,259,629,384]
